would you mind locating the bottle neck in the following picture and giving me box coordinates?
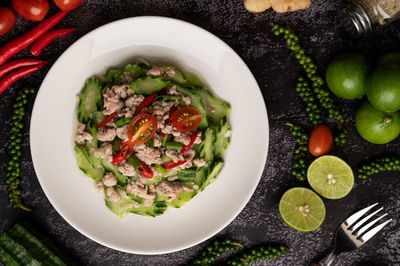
[340,2,373,38]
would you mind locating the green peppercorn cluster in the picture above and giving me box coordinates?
[188,238,241,265]
[295,76,321,125]
[287,123,308,181]
[225,244,289,266]
[357,157,400,179]
[5,88,35,211]
[273,24,347,144]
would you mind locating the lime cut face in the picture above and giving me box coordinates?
[279,187,326,232]
[307,155,354,199]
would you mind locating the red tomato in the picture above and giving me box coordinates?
[53,0,84,11]
[170,107,202,132]
[127,113,157,145]
[12,0,49,21]
[308,125,333,156]
[0,8,16,36]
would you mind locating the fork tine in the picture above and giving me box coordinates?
[345,203,379,226]
[351,207,383,231]
[356,213,388,237]
[360,218,392,243]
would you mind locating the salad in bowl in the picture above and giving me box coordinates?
[74,59,231,218]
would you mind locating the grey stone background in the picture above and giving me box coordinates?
[0,0,399,265]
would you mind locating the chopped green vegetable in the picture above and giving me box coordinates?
[128,155,141,170]
[128,76,170,95]
[123,64,146,80]
[75,146,105,181]
[112,138,121,153]
[101,160,128,184]
[146,139,154,148]
[103,68,121,88]
[155,164,168,176]
[77,77,103,123]
[165,141,183,151]
[162,134,168,146]
[114,117,132,127]
[155,95,181,102]
[177,169,196,182]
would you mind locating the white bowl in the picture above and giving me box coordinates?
[30,16,268,254]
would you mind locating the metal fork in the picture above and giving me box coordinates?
[318,203,392,266]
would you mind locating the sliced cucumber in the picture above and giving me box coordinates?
[92,111,105,125]
[77,77,102,124]
[185,73,202,86]
[175,86,208,128]
[101,160,129,185]
[214,117,231,157]
[170,69,187,85]
[202,160,224,190]
[128,76,170,95]
[199,127,215,162]
[167,189,198,208]
[103,68,122,87]
[177,169,196,182]
[105,189,137,219]
[123,64,146,80]
[7,224,65,266]
[129,199,168,217]
[0,245,19,266]
[75,146,105,181]
[0,233,41,266]
[192,86,231,124]
[84,121,102,169]
[144,175,163,186]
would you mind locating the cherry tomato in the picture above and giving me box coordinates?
[308,125,333,156]
[170,107,202,132]
[12,0,50,21]
[0,8,16,36]
[127,113,157,145]
[53,0,85,11]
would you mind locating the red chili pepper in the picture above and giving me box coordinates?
[31,28,77,56]
[112,142,133,165]
[97,112,117,128]
[0,59,47,79]
[0,63,46,95]
[137,159,153,178]
[162,160,187,170]
[180,131,199,154]
[133,93,157,116]
[0,11,68,65]
[159,131,165,138]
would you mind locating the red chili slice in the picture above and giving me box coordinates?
[112,142,134,165]
[162,160,187,170]
[137,159,153,178]
[97,112,117,128]
[133,93,157,116]
[180,131,199,154]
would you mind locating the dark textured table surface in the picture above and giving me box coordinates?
[1,0,400,265]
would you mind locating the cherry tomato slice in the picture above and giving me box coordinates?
[170,107,202,132]
[0,8,16,36]
[53,0,85,11]
[308,124,333,156]
[12,0,50,22]
[127,113,157,145]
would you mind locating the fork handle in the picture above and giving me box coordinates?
[318,250,337,266]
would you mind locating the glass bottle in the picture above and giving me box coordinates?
[339,0,400,37]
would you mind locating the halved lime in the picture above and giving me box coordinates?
[279,187,326,232]
[307,155,354,199]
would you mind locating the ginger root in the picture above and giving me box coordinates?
[271,0,311,13]
[244,0,271,13]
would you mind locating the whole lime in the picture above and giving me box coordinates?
[377,52,400,67]
[355,102,400,144]
[326,53,369,99]
[366,65,400,112]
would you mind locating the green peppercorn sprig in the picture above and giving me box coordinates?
[273,24,347,144]
[286,123,308,181]
[225,244,289,266]
[295,76,322,125]
[5,88,35,211]
[357,157,400,180]
[188,238,243,265]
